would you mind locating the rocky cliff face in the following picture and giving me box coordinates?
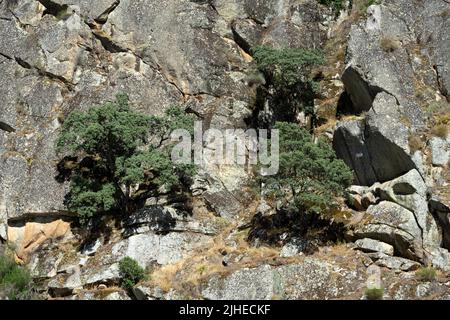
[0,0,449,300]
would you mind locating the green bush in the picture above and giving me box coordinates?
[416,267,437,282]
[56,93,196,224]
[119,257,146,289]
[261,122,354,216]
[318,0,344,11]
[0,254,34,300]
[252,46,324,122]
[365,287,384,300]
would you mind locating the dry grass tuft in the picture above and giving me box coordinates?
[380,35,401,53]
[148,223,282,297]
[431,124,449,139]
[408,135,424,153]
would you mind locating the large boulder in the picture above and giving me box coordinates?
[352,201,423,261]
[372,169,442,251]
[333,93,416,186]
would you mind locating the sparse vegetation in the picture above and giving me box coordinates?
[408,135,424,154]
[56,93,196,224]
[0,254,35,300]
[427,100,450,139]
[416,267,437,282]
[118,257,146,289]
[352,0,379,16]
[364,287,384,300]
[431,124,449,139]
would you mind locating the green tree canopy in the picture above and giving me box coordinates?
[252,46,324,122]
[56,93,196,224]
[261,122,353,216]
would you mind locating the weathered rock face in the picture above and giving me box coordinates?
[7,216,73,262]
[0,0,333,237]
[341,1,449,120]
[123,205,217,237]
[429,134,450,167]
[334,93,416,186]
[353,200,424,261]
[202,258,366,300]
[0,0,449,301]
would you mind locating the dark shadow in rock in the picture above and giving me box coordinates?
[429,198,450,250]
[121,205,184,238]
[55,156,78,183]
[247,210,346,255]
[77,214,122,253]
[336,91,354,117]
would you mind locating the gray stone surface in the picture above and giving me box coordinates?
[280,238,308,258]
[333,93,417,186]
[353,201,423,261]
[48,265,83,297]
[202,258,365,300]
[373,254,421,272]
[430,135,450,167]
[111,231,211,267]
[355,238,394,256]
[202,264,275,300]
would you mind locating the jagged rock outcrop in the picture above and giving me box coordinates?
[341,1,449,119]
[353,200,424,261]
[429,195,450,249]
[123,205,217,237]
[348,169,448,269]
[333,92,416,186]
[0,0,449,300]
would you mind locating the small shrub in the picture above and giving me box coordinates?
[431,124,449,139]
[0,254,34,300]
[118,257,146,289]
[380,36,401,53]
[416,267,437,282]
[364,287,384,300]
[426,100,450,115]
[408,135,423,153]
[318,0,344,12]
